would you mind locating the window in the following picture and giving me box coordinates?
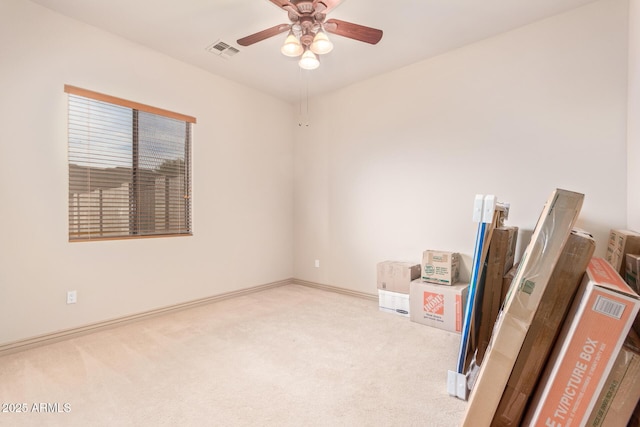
[65,85,195,241]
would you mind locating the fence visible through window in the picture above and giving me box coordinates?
[65,85,195,241]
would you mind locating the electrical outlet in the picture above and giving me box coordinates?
[315,259,320,268]
[67,290,77,304]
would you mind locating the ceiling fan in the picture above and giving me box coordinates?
[237,0,383,70]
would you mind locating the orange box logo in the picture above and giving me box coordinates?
[423,292,445,315]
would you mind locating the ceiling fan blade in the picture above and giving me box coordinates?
[269,0,300,16]
[324,19,383,45]
[314,0,342,13]
[237,24,290,47]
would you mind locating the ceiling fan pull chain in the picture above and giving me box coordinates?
[298,67,303,126]
[297,68,310,127]
[305,70,310,127]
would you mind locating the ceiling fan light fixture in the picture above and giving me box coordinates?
[298,48,320,70]
[281,31,303,57]
[237,1,383,71]
[310,30,333,55]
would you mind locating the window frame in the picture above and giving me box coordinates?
[65,85,196,242]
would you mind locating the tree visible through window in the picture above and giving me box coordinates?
[65,85,195,241]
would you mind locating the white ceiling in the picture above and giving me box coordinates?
[31,0,601,104]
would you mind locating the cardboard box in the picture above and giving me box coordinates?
[586,329,640,427]
[626,255,640,336]
[409,279,468,333]
[461,188,584,426]
[378,289,410,317]
[525,258,640,426]
[377,261,420,294]
[421,250,460,285]
[476,226,518,365]
[626,253,640,294]
[492,229,596,426]
[605,229,640,277]
[377,261,394,292]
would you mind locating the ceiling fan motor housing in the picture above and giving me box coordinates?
[296,1,315,14]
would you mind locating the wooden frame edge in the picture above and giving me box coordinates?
[64,84,197,124]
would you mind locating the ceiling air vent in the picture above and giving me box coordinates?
[206,40,240,60]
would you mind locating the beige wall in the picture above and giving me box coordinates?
[0,0,294,344]
[629,0,640,231]
[1,0,634,345]
[293,0,630,294]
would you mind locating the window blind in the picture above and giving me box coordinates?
[66,86,194,241]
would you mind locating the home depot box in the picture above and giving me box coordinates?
[586,329,640,427]
[605,229,640,276]
[525,258,640,426]
[378,289,410,317]
[492,229,596,427]
[409,279,468,333]
[461,188,584,426]
[421,250,460,285]
[376,261,420,294]
[626,253,640,294]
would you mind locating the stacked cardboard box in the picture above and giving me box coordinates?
[377,261,420,294]
[379,252,465,327]
[626,253,640,293]
[409,280,469,333]
[377,261,420,317]
[410,249,466,332]
[378,290,410,317]
[421,250,460,285]
[525,258,640,425]
[605,229,640,277]
[586,329,640,427]
[492,229,595,426]
[460,188,584,426]
[476,226,518,365]
[626,256,640,337]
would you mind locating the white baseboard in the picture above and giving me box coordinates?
[0,278,292,357]
[293,279,377,301]
[0,278,377,357]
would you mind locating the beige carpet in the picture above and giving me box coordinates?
[0,284,467,426]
